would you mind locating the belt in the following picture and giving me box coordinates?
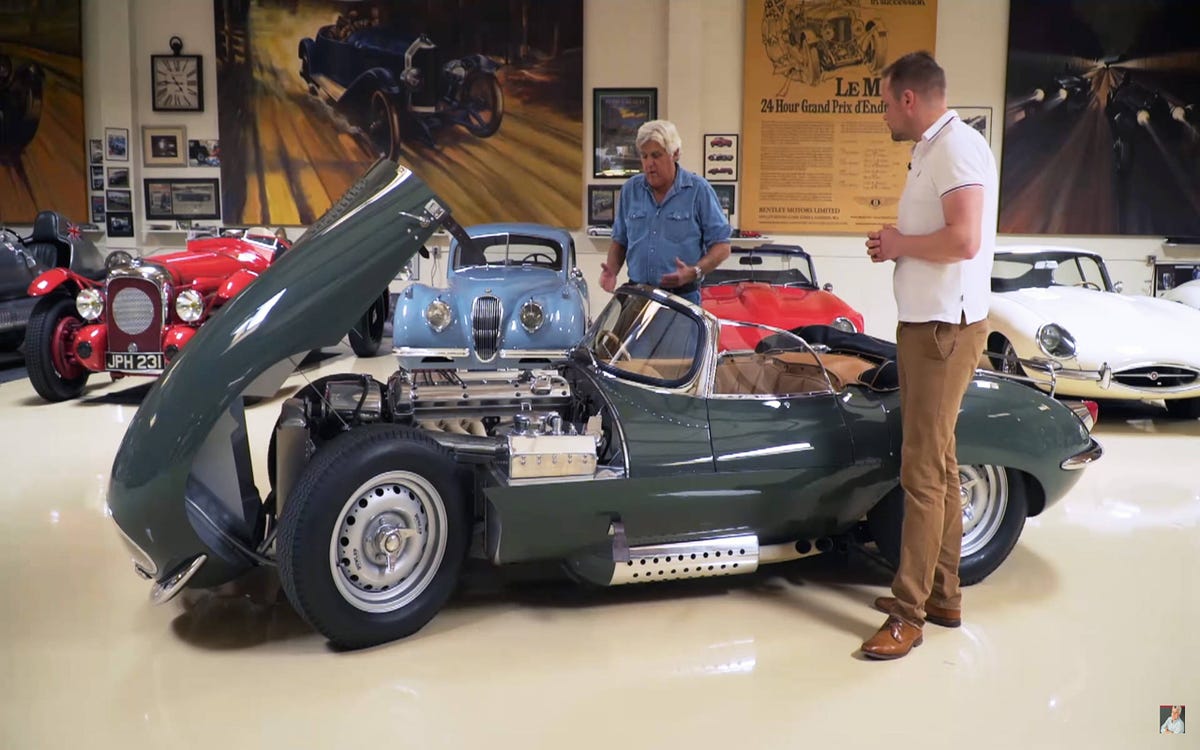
[634,280,699,296]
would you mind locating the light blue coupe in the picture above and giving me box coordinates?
[393,223,589,370]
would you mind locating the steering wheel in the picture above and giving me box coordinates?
[1075,281,1102,291]
[520,252,555,265]
[596,330,626,361]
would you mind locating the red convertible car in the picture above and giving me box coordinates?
[24,230,389,402]
[701,244,865,350]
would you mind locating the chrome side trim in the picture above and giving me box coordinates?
[1061,438,1103,470]
[150,554,208,605]
[610,533,758,585]
[498,348,568,359]
[393,347,470,358]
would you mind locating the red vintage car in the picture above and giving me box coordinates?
[701,244,865,351]
[23,230,389,402]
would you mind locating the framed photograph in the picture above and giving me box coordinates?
[142,125,188,167]
[955,106,992,146]
[106,211,134,238]
[144,177,221,220]
[90,195,106,224]
[89,138,104,164]
[398,254,420,282]
[106,189,132,212]
[593,87,657,178]
[105,127,128,161]
[151,39,204,112]
[90,165,104,191]
[107,166,130,188]
[703,134,739,182]
[712,184,736,221]
[587,185,620,226]
[188,138,220,167]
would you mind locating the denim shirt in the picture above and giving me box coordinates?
[612,167,732,288]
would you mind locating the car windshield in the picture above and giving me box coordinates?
[453,233,562,271]
[703,249,816,288]
[584,291,702,386]
[992,252,1111,292]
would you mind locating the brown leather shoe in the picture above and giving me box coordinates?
[861,616,923,660]
[873,596,962,628]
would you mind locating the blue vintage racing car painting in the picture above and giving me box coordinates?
[298,11,503,159]
[393,223,589,370]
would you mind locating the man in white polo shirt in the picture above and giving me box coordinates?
[860,51,997,660]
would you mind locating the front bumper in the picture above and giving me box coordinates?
[1061,437,1103,470]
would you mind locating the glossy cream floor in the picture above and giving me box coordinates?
[1,346,1196,749]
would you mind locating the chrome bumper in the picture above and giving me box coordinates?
[150,554,208,605]
[1061,438,1103,470]
[499,348,569,360]
[394,347,469,358]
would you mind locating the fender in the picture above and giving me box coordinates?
[341,67,402,110]
[27,267,99,297]
[215,268,262,305]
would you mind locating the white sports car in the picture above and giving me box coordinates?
[987,246,1200,418]
[1161,279,1200,309]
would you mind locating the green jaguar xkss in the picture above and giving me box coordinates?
[106,160,1102,649]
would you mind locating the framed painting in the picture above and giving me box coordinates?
[593,87,656,178]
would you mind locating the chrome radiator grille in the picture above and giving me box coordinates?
[472,295,501,362]
[1112,365,1198,389]
[107,277,162,335]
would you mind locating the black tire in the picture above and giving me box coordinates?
[987,334,1024,378]
[460,72,503,137]
[277,425,470,649]
[1165,398,1200,420]
[348,292,388,357]
[365,89,402,160]
[25,294,90,401]
[867,466,1028,586]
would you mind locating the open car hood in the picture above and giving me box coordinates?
[107,160,455,568]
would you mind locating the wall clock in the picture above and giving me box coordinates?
[151,36,203,112]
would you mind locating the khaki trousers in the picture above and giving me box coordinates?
[891,316,989,627]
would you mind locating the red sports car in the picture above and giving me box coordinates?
[701,244,865,351]
[24,230,389,402]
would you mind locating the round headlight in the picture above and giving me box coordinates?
[75,288,104,320]
[425,299,452,332]
[175,289,204,323]
[831,316,857,333]
[1037,323,1076,358]
[520,299,545,332]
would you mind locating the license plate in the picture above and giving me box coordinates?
[106,351,164,372]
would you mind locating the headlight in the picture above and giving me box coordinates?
[425,299,452,332]
[75,288,103,320]
[831,316,857,333]
[520,299,545,332]
[175,289,204,322]
[1037,323,1076,358]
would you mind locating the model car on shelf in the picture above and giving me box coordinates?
[104,159,1102,650]
[1,212,106,351]
[23,228,390,402]
[987,246,1200,418]
[298,10,502,159]
[701,244,864,350]
[393,222,589,371]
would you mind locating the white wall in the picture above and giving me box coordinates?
[78,0,1184,334]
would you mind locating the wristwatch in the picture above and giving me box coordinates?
[692,265,705,283]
